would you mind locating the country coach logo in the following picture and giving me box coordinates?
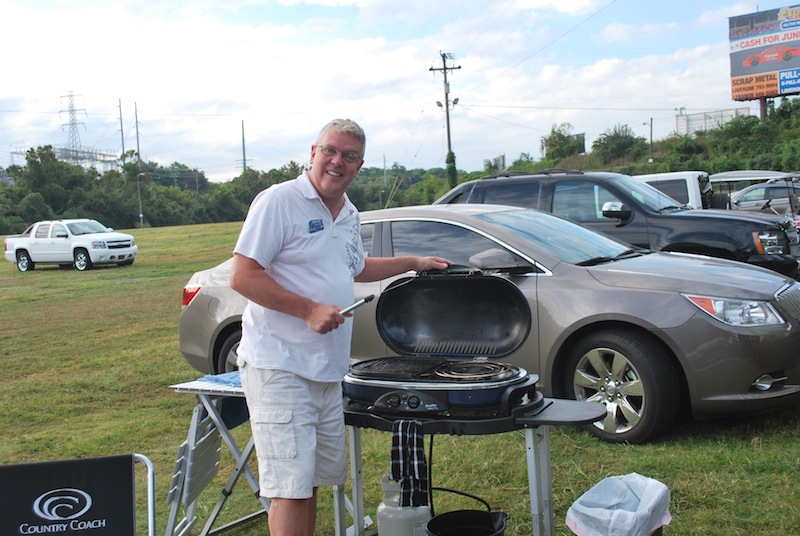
[33,488,93,520]
[16,487,108,534]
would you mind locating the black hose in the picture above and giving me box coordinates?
[425,434,493,516]
[431,486,492,512]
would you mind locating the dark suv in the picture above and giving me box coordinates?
[435,170,800,279]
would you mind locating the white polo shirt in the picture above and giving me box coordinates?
[233,172,366,382]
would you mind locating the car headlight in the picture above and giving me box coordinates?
[92,241,108,249]
[684,294,785,326]
[752,231,786,255]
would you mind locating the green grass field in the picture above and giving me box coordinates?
[1,222,799,535]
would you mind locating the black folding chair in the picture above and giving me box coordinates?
[0,453,155,536]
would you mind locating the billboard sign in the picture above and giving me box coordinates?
[729,5,800,101]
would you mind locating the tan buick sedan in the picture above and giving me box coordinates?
[179,205,800,444]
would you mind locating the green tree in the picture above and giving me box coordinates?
[206,184,247,222]
[592,124,648,164]
[541,123,585,161]
[446,151,458,189]
[10,146,94,214]
[18,192,53,223]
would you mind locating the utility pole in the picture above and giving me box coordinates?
[118,98,125,156]
[644,117,653,163]
[241,120,247,172]
[135,102,141,166]
[430,51,461,156]
[135,103,144,227]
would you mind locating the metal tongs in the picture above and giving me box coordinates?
[341,294,375,314]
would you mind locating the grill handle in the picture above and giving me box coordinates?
[501,374,540,415]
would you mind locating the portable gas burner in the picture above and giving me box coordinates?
[342,267,541,417]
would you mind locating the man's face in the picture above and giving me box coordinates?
[308,130,364,203]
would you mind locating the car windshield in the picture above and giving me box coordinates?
[616,175,686,211]
[67,220,109,235]
[478,209,635,265]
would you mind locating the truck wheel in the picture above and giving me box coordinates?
[711,192,731,209]
[216,329,241,373]
[16,250,34,272]
[563,329,680,444]
[74,248,93,271]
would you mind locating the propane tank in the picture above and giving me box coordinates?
[376,475,431,536]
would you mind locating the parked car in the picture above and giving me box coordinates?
[731,179,800,216]
[179,205,800,444]
[709,169,790,197]
[434,170,800,279]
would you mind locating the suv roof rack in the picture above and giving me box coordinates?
[537,168,584,175]
[485,168,585,180]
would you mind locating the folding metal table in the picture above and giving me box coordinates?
[166,376,363,536]
[166,377,268,536]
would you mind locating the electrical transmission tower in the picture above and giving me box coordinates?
[53,91,119,171]
[62,91,85,158]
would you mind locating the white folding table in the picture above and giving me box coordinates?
[166,376,363,536]
[166,377,269,536]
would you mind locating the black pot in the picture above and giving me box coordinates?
[426,510,509,536]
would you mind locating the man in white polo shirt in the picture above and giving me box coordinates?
[230,118,450,536]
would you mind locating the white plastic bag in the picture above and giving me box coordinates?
[565,472,671,536]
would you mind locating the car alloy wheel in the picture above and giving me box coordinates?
[566,329,680,444]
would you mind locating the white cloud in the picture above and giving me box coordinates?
[0,0,772,180]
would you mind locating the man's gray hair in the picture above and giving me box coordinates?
[316,118,366,152]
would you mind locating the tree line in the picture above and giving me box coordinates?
[2,96,800,235]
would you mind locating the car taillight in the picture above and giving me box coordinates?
[182,286,201,307]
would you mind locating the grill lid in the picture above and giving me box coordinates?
[375,267,531,359]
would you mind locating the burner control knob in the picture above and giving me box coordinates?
[407,396,421,409]
[385,394,401,408]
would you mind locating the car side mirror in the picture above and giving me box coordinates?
[469,248,536,274]
[601,201,632,222]
[55,232,68,238]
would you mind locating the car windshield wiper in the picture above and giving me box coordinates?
[657,204,685,213]
[576,248,646,267]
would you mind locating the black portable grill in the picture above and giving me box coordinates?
[342,266,543,418]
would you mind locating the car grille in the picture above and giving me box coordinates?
[107,240,133,249]
[788,228,800,257]
[776,282,800,320]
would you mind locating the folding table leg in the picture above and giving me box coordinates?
[193,395,269,536]
[333,485,347,536]
[348,426,366,536]
[199,435,268,536]
[525,425,554,536]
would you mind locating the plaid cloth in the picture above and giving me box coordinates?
[390,419,429,507]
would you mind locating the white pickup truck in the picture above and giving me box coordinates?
[4,219,138,272]
[632,171,732,209]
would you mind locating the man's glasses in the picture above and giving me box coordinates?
[317,144,362,164]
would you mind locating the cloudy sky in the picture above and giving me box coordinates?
[0,0,790,182]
